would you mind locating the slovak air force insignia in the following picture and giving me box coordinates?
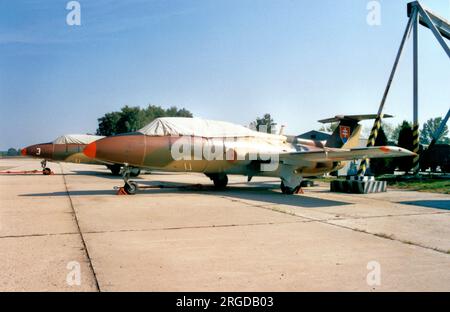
[339,126,351,144]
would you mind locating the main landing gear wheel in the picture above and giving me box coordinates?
[124,181,138,195]
[206,173,228,189]
[213,175,228,189]
[280,181,300,195]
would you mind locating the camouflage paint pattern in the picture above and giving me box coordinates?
[87,132,346,178]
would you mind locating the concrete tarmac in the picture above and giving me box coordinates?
[1,158,449,291]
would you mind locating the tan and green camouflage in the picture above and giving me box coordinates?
[83,116,415,193]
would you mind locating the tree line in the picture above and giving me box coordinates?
[319,117,449,145]
[0,148,22,157]
[96,105,193,136]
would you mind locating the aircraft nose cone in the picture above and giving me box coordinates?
[83,142,97,159]
[85,134,146,166]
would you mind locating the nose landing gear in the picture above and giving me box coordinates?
[41,160,52,175]
[120,165,139,195]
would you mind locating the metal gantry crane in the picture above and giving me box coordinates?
[358,1,450,177]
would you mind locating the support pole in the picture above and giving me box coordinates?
[416,5,450,58]
[412,8,420,174]
[428,109,450,149]
[357,11,416,176]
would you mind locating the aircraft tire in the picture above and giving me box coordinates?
[124,181,138,195]
[212,174,228,189]
[43,168,52,175]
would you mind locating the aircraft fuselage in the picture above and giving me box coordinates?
[84,133,344,178]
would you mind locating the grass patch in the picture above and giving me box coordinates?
[383,177,450,194]
[313,176,337,183]
[313,175,450,194]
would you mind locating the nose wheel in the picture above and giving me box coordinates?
[43,168,52,175]
[123,181,138,195]
[41,160,52,175]
[120,165,139,195]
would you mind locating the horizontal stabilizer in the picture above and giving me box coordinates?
[318,114,393,124]
[281,146,415,164]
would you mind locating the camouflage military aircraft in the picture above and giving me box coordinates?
[82,115,415,194]
[21,134,140,176]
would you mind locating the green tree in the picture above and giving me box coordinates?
[115,106,144,134]
[251,113,276,133]
[381,122,394,142]
[396,121,414,173]
[141,105,166,125]
[420,117,450,145]
[391,120,412,143]
[96,104,193,136]
[96,112,121,136]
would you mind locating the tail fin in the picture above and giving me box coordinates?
[319,114,392,149]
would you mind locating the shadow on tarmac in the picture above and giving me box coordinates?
[399,200,450,210]
[20,179,350,208]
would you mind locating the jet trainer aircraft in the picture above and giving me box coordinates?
[82,115,415,194]
[22,134,141,176]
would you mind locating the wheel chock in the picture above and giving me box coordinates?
[295,187,304,194]
[116,187,129,195]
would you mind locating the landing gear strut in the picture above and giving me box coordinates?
[41,160,51,175]
[206,173,228,189]
[121,165,139,195]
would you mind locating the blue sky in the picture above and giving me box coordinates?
[0,0,449,149]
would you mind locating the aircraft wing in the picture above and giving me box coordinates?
[280,146,415,164]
